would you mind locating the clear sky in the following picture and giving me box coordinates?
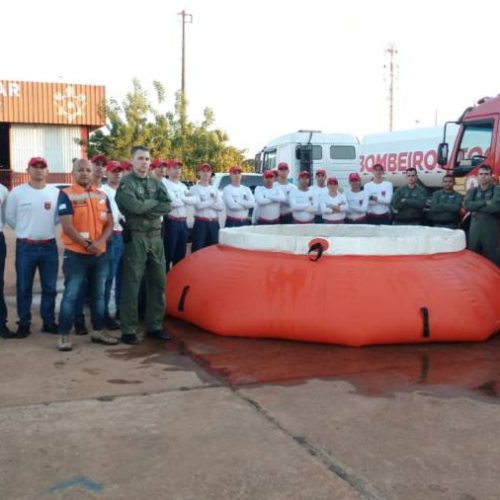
[3,0,500,158]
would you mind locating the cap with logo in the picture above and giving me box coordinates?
[348,173,361,182]
[166,159,183,168]
[263,170,275,179]
[91,154,107,164]
[106,161,123,173]
[198,163,212,172]
[28,157,48,168]
[327,177,339,185]
[277,162,289,171]
[229,165,242,175]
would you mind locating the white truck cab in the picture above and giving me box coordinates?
[255,130,359,189]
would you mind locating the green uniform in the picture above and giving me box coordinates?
[391,185,428,224]
[115,172,171,336]
[427,189,463,229]
[464,184,500,265]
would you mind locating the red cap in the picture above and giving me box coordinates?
[28,157,48,168]
[327,177,339,185]
[277,162,289,171]
[373,163,385,171]
[315,169,326,176]
[198,163,212,172]
[121,160,133,171]
[166,159,183,168]
[150,159,167,169]
[106,161,123,173]
[299,171,311,178]
[348,172,361,182]
[229,165,242,175]
[91,154,107,164]
[263,170,275,179]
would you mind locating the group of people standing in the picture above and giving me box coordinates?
[0,152,498,350]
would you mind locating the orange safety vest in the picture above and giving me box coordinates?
[60,184,110,254]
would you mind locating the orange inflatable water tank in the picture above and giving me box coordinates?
[166,225,500,346]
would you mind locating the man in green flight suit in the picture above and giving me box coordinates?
[464,165,500,265]
[391,168,428,225]
[115,146,171,344]
[427,174,463,229]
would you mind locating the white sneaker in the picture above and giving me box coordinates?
[91,330,119,345]
[58,335,72,352]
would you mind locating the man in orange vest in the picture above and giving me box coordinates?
[56,159,119,351]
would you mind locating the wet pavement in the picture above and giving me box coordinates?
[168,318,500,403]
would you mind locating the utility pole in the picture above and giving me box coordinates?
[386,43,398,132]
[178,10,193,138]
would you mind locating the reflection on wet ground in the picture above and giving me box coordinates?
[166,318,500,403]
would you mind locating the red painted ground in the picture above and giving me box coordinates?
[166,318,500,401]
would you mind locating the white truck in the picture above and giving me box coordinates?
[358,126,459,189]
[255,130,359,188]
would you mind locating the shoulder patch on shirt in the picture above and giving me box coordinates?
[58,203,67,210]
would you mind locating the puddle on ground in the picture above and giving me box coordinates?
[166,318,500,404]
[107,379,142,385]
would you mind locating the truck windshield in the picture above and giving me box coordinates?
[263,149,277,170]
[455,122,493,167]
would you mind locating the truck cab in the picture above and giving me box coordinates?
[438,95,500,190]
[255,130,358,189]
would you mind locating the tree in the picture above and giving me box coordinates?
[83,80,247,179]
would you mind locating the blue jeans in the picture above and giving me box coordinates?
[164,219,188,270]
[15,239,58,327]
[0,233,7,326]
[104,233,124,317]
[191,219,219,253]
[58,250,109,335]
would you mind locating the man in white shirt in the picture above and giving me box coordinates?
[321,177,348,223]
[189,163,224,252]
[275,162,297,224]
[289,171,318,223]
[5,157,60,338]
[0,178,10,338]
[101,161,125,329]
[364,163,393,224]
[311,169,328,223]
[345,172,369,223]
[222,166,255,227]
[163,159,197,269]
[254,170,286,224]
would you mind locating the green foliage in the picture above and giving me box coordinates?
[84,80,247,179]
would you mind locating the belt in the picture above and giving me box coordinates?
[18,238,55,245]
[168,216,187,221]
[195,216,218,222]
[323,219,344,224]
[130,229,162,238]
[258,217,280,224]
[226,216,248,222]
[367,213,390,219]
[113,230,123,235]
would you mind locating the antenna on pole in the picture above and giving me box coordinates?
[385,43,398,132]
[178,9,193,139]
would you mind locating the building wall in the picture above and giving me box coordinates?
[7,124,84,187]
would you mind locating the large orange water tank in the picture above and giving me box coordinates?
[166,225,500,346]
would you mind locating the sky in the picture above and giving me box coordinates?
[3,0,500,158]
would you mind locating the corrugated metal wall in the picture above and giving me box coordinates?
[10,124,83,173]
[0,81,105,126]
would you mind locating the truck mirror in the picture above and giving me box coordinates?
[471,154,487,167]
[437,143,449,166]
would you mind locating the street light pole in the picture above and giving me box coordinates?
[178,10,193,138]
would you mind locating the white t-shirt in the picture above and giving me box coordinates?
[101,184,124,232]
[276,181,297,215]
[320,192,348,221]
[222,184,255,219]
[345,188,369,221]
[189,183,224,219]
[5,183,59,239]
[254,185,286,221]
[311,185,328,215]
[289,188,318,222]
[364,180,393,215]
[164,179,197,218]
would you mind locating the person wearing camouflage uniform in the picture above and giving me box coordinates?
[391,168,428,225]
[427,174,463,229]
[464,165,500,265]
[115,146,171,344]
